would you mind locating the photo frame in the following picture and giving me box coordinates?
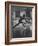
[5,1,37,45]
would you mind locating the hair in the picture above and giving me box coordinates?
[23,14,25,17]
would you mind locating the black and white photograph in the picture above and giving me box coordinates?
[11,6,32,38]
